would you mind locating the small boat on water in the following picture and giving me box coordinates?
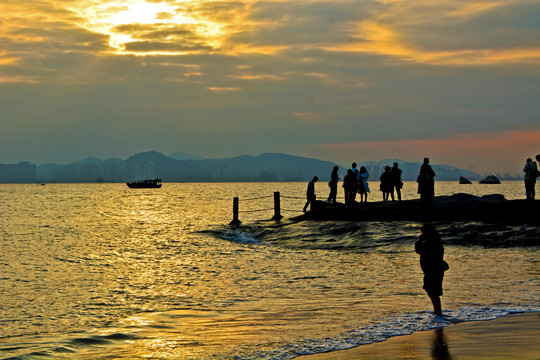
[126,179,162,189]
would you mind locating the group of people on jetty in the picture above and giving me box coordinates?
[303,157,437,212]
[303,155,540,212]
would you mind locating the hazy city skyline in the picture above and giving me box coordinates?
[1,150,488,183]
[1,0,539,174]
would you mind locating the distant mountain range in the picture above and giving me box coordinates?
[32,151,482,183]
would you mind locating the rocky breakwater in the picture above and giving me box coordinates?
[296,193,540,225]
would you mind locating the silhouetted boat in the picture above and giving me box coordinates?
[126,179,162,189]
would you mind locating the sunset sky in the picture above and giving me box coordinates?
[1,0,538,173]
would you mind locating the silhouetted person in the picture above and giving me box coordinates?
[523,158,538,200]
[391,162,403,201]
[303,176,318,212]
[379,165,393,201]
[415,224,447,317]
[349,163,359,203]
[351,162,359,175]
[358,166,370,202]
[327,166,339,204]
[342,169,357,206]
[418,157,436,201]
[537,155,540,193]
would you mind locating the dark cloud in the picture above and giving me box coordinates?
[112,23,197,41]
[123,41,213,52]
[384,2,540,51]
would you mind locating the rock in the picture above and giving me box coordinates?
[459,176,472,184]
[481,194,506,201]
[450,193,478,200]
[479,175,501,184]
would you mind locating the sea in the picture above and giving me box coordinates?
[0,181,538,359]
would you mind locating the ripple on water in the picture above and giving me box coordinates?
[0,182,537,360]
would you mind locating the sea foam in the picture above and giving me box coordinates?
[246,305,540,360]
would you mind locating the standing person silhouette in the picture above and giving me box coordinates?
[523,158,538,200]
[391,162,403,201]
[342,169,357,206]
[350,163,359,203]
[415,224,448,317]
[327,166,339,204]
[358,166,370,202]
[537,155,540,194]
[303,176,318,212]
[418,157,436,201]
[379,165,393,201]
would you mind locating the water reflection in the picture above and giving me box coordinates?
[0,182,537,360]
[431,328,453,360]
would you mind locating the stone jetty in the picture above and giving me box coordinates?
[295,193,540,225]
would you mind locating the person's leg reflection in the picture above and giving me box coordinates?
[431,328,453,360]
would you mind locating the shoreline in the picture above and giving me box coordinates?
[295,312,540,360]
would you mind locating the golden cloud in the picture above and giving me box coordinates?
[328,1,540,65]
[207,86,243,93]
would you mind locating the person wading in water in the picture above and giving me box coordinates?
[415,224,449,317]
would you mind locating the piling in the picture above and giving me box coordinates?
[271,191,283,221]
[229,197,242,226]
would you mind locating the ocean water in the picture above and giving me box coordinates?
[0,181,538,359]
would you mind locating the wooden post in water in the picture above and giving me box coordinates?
[271,191,283,221]
[229,197,242,226]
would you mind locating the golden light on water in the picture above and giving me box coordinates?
[68,0,226,55]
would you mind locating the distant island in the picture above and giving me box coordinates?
[1,151,488,183]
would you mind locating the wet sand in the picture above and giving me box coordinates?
[295,313,540,360]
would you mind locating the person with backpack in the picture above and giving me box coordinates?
[523,158,538,200]
[415,224,448,317]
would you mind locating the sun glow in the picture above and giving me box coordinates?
[108,2,176,25]
[69,0,225,54]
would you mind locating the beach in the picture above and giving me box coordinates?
[296,313,540,360]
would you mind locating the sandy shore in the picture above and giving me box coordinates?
[295,312,540,360]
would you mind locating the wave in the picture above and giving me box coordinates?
[206,221,422,251]
[208,220,540,251]
[246,306,540,360]
[203,228,263,245]
[0,332,141,360]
